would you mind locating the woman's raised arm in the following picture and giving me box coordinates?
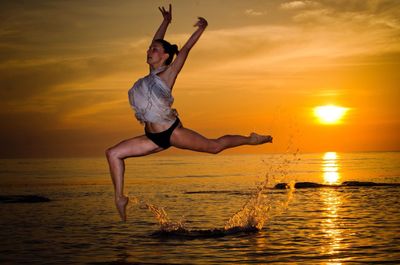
[152,4,172,42]
[169,17,208,74]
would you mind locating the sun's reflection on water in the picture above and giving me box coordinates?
[322,152,341,185]
[320,188,345,264]
[320,152,346,264]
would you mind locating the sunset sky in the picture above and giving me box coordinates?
[1,0,399,158]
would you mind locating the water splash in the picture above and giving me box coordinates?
[129,197,185,232]
[223,147,299,232]
[224,175,295,231]
[144,203,185,232]
[129,147,299,236]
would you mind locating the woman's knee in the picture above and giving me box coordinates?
[105,146,122,160]
[207,141,223,154]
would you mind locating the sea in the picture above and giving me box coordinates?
[0,151,399,264]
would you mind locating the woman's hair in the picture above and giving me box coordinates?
[154,39,179,65]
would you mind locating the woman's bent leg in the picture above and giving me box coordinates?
[170,127,272,154]
[105,135,163,221]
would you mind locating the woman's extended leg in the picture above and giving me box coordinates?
[105,135,163,221]
[170,126,272,154]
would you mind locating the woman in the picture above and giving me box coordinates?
[106,5,273,222]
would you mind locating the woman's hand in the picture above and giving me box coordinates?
[168,17,208,77]
[158,4,172,23]
[194,17,208,29]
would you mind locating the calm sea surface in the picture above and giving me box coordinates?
[0,152,399,264]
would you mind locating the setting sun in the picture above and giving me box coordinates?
[314,105,349,125]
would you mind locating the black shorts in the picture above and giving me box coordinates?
[145,118,180,149]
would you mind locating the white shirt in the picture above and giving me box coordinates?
[128,66,178,125]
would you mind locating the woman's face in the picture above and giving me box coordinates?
[147,42,168,65]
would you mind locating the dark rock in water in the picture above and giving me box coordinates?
[152,226,259,239]
[275,182,325,189]
[274,183,289,189]
[341,181,400,187]
[0,195,51,203]
[295,182,325,188]
[275,181,400,189]
[342,181,376,186]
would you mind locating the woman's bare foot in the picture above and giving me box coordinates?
[249,133,273,145]
[115,196,129,222]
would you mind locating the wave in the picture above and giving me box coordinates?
[151,226,259,239]
[184,182,400,194]
[180,181,400,200]
[178,174,227,178]
[342,181,400,186]
[0,195,51,203]
[274,181,400,189]
[174,173,244,179]
[184,190,251,196]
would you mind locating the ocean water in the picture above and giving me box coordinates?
[0,152,399,264]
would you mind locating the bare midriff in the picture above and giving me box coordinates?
[145,120,181,133]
